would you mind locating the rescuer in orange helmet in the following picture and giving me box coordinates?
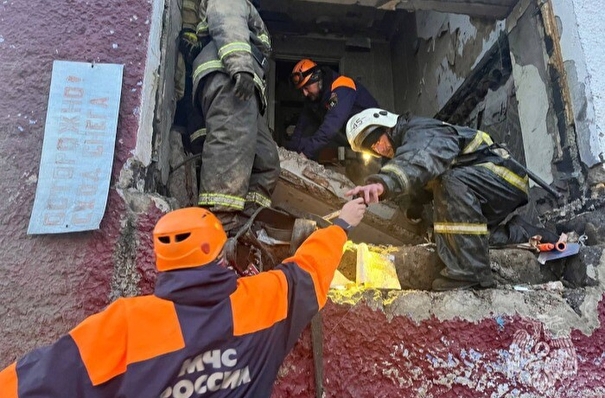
[285,58,379,162]
[0,200,367,397]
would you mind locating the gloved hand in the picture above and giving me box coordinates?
[179,28,202,64]
[233,72,255,101]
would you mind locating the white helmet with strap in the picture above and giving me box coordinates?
[346,108,399,153]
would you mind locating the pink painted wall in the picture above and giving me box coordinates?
[0,0,155,363]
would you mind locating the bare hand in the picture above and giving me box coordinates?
[345,183,384,204]
[338,197,367,227]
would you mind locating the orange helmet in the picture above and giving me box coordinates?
[290,59,320,89]
[153,207,227,272]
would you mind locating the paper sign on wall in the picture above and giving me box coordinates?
[28,60,124,234]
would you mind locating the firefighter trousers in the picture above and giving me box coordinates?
[197,72,280,218]
[432,165,528,285]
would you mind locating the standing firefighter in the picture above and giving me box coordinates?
[0,201,367,397]
[191,0,279,233]
[345,108,558,291]
[285,58,379,161]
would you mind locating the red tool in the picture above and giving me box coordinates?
[537,243,554,252]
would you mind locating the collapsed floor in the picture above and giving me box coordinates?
[168,138,605,314]
[163,136,605,396]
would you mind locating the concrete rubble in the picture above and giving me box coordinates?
[167,136,605,337]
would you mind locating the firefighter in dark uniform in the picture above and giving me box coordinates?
[191,0,279,232]
[285,58,379,161]
[0,201,367,397]
[345,108,558,291]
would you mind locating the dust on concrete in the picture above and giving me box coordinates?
[324,203,605,338]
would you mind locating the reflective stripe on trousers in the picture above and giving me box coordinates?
[431,165,527,283]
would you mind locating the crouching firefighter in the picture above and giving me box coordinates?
[0,202,367,397]
[345,108,559,291]
[191,0,280,233]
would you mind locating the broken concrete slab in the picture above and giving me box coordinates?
[273,148,423,246]
[328,281,602,338]
[333,243,589,291]
[564,245,603,288]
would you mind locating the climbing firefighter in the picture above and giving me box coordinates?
[284,58,379,161]
[174,0,206,154]
[345,108,559,291]
[191,0,279,233]
[0,200,367,397]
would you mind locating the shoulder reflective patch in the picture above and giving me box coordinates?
[70,296,185,386]
[230,270,289,336]
[331,76,356,91]
[0,362,17,398]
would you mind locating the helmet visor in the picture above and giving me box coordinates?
[290,67,317,88]
[360,127,388,157]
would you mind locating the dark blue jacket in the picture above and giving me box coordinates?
[286,68,379,160]
[0,226,348,398]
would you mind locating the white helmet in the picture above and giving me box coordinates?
[346,108,399,153]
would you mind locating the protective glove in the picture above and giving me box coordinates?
[233,72,255,101]
[179,28,202,64]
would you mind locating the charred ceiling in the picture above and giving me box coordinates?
[259,0,403,42]
[259,0,520,40]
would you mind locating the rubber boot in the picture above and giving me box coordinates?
[432,269,496,291]
[490,214,559,246]
[432,277,480,291]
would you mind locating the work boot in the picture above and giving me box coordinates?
[432,277,480,291]
[213,211,243,237]
[432,275,496,292]
[490,215,559,246]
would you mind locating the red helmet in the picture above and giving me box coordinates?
[290,59,320,89]
[153,208,227,272]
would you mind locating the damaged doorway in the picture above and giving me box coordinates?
[150,0,596,292]
[154,0,543,229]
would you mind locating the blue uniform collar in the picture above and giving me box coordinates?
[154,262,238,306]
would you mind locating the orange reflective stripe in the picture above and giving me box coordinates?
[230,270,289,336]
[0,362,18,398]
[69,296,185,386]
[331,76,356,91]
[282,226,346,309]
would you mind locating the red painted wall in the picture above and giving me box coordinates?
[272,299,604,398]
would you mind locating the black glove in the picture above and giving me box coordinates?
[233,72,255,101]
[179,28,202,64]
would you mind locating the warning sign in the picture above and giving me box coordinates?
[28,60,123,234]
